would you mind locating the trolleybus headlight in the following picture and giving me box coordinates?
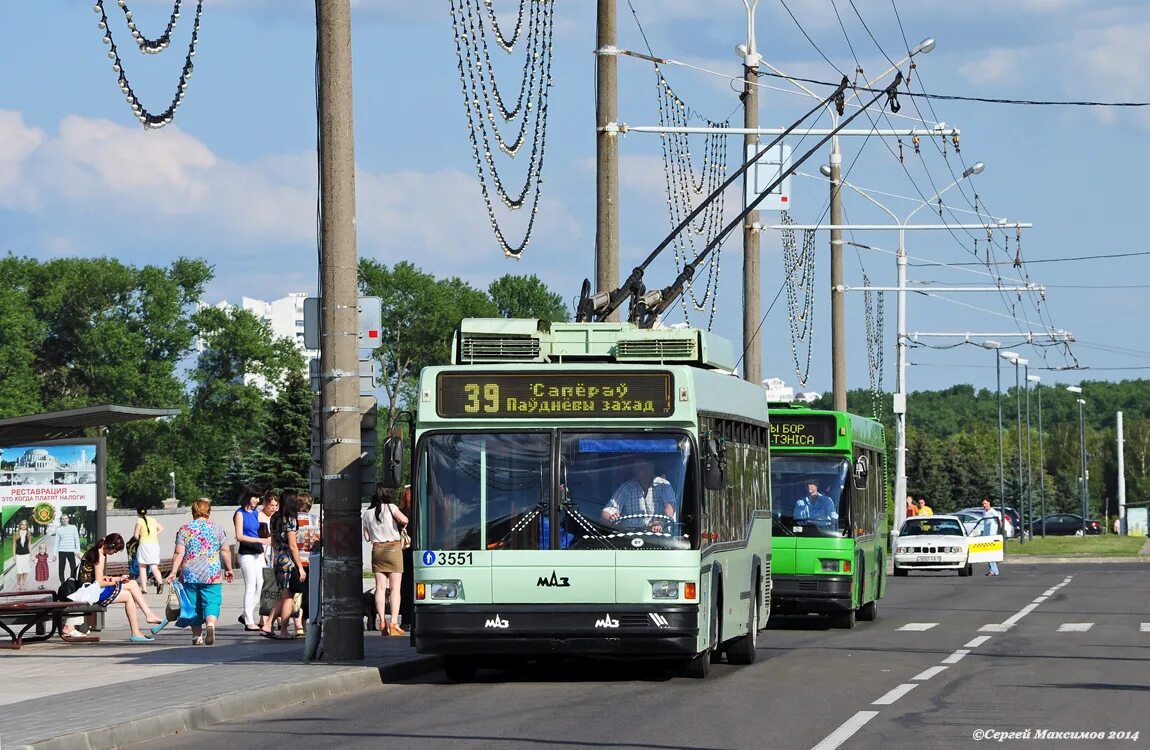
[651,581,680,599]
[820,559,842,572]
[430,581,462,600]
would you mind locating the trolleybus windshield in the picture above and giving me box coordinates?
[417,431,696,552]
[771,456,852,538]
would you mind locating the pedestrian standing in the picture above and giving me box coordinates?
[291,492,318,638]
[916,497,934,516]
[269,492,305,640]
[232,488,267,631]
[165,498,235,645]
[256,492,280,635]
[979,498,1002,576]
[905,495,918,518]
[54,514,81,582]
[133,508,165,594]
[362,485,409,636]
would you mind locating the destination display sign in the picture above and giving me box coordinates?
[769,413,838,447]
[437,371,675,419]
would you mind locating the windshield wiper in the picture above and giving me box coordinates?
[561,499,618,550]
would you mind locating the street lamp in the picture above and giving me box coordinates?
[1013,357,1027,545]
[169,471,176,502]
[983,341,1007,527]
[1000,351,1020,538]
[1066,386,1087,532]
[1028,373,1044,537]
[824,162,985,543]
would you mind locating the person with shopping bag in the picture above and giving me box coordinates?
[164,498,235,645]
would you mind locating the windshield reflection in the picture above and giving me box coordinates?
[771,456,851,538]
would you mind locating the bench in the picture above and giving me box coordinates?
[0,591,104,650]
[104,558,174,578]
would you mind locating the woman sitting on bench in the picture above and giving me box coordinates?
[64,533,165,643]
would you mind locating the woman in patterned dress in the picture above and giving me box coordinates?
[165,498,235,645]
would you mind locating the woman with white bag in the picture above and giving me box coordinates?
[63,533,164,643]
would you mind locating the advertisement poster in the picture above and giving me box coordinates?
[0,444,98,592]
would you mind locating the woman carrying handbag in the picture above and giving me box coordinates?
[362,484,409,636]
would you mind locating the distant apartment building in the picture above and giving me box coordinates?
[198,293,316,393]
[762,377,821,404]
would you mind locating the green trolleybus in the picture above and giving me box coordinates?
[401,318,772,680]
[767,404,887,628]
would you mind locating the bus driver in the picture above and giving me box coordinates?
[601,457,676,533]
[794,479,838,524]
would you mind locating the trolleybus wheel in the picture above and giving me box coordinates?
[443,655,478,683]
[726,582,760,665]
[832,606,856,630]
[684,648,711,679]
[857,598,878,622]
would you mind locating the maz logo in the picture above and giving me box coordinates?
[648,613,669,628]
[537,571,571,587]
[594,614,620,628]
[484,614,509,629]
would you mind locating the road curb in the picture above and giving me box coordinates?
[1004,556,1150,564]
[13,655,441,750]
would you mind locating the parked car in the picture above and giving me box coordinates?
[893,514,1004,577]
[958,506,1024,539]
[1028,513,1102,536]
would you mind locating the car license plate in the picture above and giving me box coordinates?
[920,556,942,563]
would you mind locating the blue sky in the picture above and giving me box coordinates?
[2,0,1148,398]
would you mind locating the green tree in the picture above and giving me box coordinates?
[488,274,570,322]
[0,255,45,417]
[359,260,496,431]
[248,369,312,494]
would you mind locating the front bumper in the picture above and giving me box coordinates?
[413,604,699,657]
[893,553,966,570]
[770,574,853,614]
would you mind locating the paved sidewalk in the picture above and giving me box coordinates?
[0,580,437,750]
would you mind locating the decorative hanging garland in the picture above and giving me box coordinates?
[92,0,203,129]
[448,0,556,257]
[780,211,816,386]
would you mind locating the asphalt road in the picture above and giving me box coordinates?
[141,562,1150,750]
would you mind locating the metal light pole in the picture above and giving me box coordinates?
[1028,374,1044,537]
[982,342,1005,521]
[1013,357,1027,544]
[819,161,983,541]
[1067,386,1087,532]
[1023,365,1033,540]
[168,471,176,502]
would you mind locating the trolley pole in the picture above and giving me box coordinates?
[317,0,364,662]
[595,0,619,319]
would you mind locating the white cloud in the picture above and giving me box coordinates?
[958,48,1024,86]
[0,112,46,209]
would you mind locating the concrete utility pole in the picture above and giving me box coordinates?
[317,0,363,663]
[829,148,845,408]
[595,0,619,319]
[741,0,761,384]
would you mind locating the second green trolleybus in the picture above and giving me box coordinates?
[767,403,888,628]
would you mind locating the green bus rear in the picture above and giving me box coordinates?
[406,319,772,679]
[767,404,888,628]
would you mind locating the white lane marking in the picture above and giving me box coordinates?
[980,623,1010,632]
[1002,603,1039,627]
[964,635,992,648]
[941,649,970,664]
[811,710,880,750]
[872,683,917,706]
[913,665,948,681]
[1043,588,1058,596]
[897,622,938,631]
[1032,596,1048,603]
[1057,622,1094,632]
[1142,623,1150,633]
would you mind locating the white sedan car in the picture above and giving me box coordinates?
[893,514,1004,577]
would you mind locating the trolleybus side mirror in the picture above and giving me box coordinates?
[381,435,404,489]
[702,434,727,492]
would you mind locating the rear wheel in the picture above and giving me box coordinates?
[893,566,908,577]
[443,655,478,683]
[726,582,760,665]
[958,563,972,577]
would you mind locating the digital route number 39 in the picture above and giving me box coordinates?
[464,383,499,413]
